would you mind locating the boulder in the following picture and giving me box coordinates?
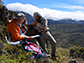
[0,42,4,49]
[68,59,77,63]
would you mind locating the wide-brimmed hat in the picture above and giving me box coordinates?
[33,12,41,18]
[14,13,25,19]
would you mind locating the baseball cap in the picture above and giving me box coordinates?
[14,13,25,19]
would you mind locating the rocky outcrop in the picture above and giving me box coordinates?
[0,5,17,41]
[0,42,6,55]
[0,5,17,53]
[0,5,17,25]
[0,42,4,49]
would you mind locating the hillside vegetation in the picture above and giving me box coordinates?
[0,1,84,62]
[49,24,84,48]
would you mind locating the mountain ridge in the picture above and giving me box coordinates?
[48,19,84,25]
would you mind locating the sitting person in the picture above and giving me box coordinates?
[6,13,45,59]
[7,13,34,41]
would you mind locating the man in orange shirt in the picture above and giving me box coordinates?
[7,13,33,41]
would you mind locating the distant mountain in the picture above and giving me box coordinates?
[15,11,84,25]
[48,19,84,25]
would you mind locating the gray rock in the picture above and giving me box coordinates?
[0,42,4,49]
[68,59,77,63]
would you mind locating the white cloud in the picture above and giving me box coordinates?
[71,0,84,4]
[6,3,84,20]
[54,3,84,10]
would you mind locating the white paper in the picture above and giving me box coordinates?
[7,41,20,45]
[30,35,40,38]
[5,36,20,45]
[21,34,40,38]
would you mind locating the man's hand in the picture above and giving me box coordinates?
[33,21,37,25]
[31,21,37,26]
[23,31,26,34]
[27,37,34,41]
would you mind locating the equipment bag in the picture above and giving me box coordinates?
[23,42,45,59]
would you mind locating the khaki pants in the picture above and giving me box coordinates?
[38,31,57,56]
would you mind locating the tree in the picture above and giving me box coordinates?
[0,0,4,4]
[0,0,4,8]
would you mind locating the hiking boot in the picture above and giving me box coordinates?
[51,55,58,60]
[43,58,51,63]
[44,50,51,54]
[46,52,51,54]
[46,54,51,58]
[47,50,51,54]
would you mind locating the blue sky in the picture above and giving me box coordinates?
[2,0,84,20]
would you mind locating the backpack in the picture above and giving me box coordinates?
[23,42,45,59]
